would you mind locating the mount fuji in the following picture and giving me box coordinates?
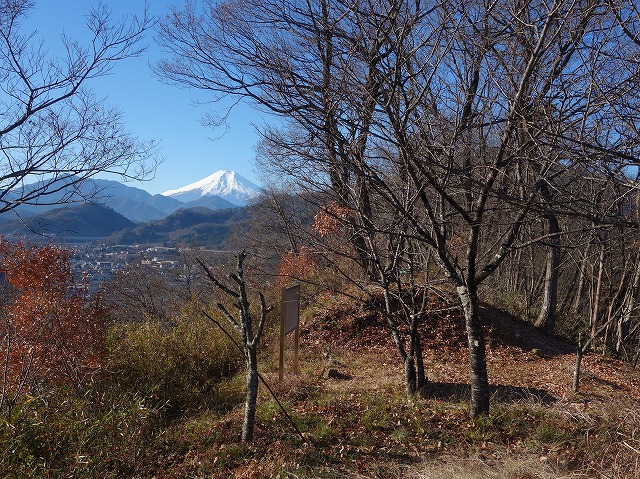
[161,170,261,206]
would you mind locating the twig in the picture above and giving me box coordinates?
[622,441,640,456]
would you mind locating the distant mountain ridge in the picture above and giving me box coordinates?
[80,178,185,222]
[0,202,248,247]
[162,170,260,206]
[0,169,263,244]
[0,203,135,239]
[104,206,244,246]
[7,177,184,223]
[1,170,261,224]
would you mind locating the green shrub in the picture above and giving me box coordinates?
[107,317,243,417]
[0,387,161,479]
[0,317,245,478]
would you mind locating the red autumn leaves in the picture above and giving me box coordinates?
[0,240,106,402]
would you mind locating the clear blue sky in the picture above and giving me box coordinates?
[28,1,262,194]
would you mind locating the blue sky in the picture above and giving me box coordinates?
[27,1,262,194]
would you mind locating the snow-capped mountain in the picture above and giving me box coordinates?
[161,170,260,206]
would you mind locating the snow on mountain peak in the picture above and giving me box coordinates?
[161,170,260,206]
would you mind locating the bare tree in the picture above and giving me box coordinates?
[106,263,191,325]
[534,212,561,335]
[0,1,157,214]
[373,0,640,414]
[158,0,440,400]
[199,251,270,443]
[157,0,640,417]
[310,190,437,396]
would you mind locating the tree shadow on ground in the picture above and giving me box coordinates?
[423,381,557,405]
[480,304,575,358]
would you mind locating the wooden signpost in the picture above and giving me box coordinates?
[279,284,300,381]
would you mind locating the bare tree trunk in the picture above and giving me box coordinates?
[351,234,373,279]
[524,247,537,319]
[242,349,259,443]
[559,265,579,311]
[603,264,628,353]
[573,310,619,392]
[404,353,417,396]
[457,284,490,416]
[380,279,427,398]
[571,246,590,315]
[535,214,560,335]
[415,335,427,393]
[572,332,583,392]
[199,251,270,444]
[513,250,522,293]
[590,244,606,339]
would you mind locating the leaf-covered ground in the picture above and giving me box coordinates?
[143,293,640,478]
[304,296,640,402]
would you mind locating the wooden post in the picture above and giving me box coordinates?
[294,316,300,374]
[279,286,286,381]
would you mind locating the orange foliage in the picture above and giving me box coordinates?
[0,240,106,399]
[313,202,353,237]
[277,247,318,286]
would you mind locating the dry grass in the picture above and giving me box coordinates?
[406,454,590,479]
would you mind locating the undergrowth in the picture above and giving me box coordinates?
[0,317,245,478]
[107,317,243,416]
[1,307,639,478]
[0,386,162,478]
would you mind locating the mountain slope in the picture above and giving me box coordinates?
[0,203,135,238]
[105,206,244,246]
[75,178,185,219]
[84,178,186,217]
[182,194,238,211]
[104,197,168,223]
[161,170,260,206]
[7,177,185,223]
